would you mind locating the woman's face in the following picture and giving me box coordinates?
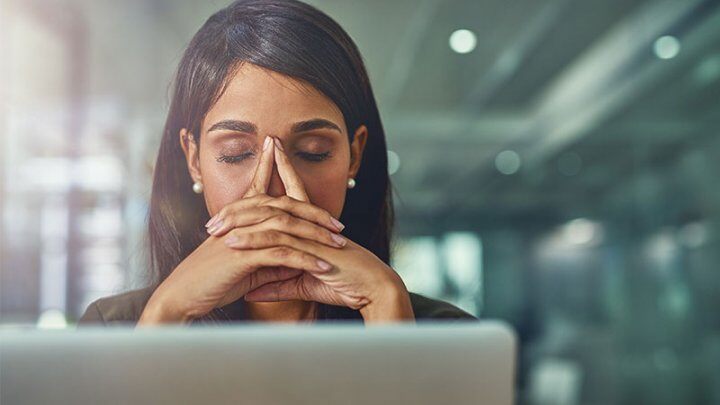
[180,63,367,219]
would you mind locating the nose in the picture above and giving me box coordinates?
[265,161,286,198]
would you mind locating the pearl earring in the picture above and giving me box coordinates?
[347,178,356,189]
[192,181,204,194]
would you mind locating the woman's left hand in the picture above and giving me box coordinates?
[224,137,415,323]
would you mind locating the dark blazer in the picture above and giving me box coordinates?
[78,286,478,325]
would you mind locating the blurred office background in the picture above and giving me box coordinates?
[1,0,719,403]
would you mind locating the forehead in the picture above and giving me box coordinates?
[203,63,345,133]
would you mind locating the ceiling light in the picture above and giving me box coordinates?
[495,150,521,175]
[449,29,477,54]
[653,35,680,60]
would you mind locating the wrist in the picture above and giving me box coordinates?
[137,290,192,326]
[360,273,415,323]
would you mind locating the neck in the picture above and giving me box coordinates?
[245,300,317,323]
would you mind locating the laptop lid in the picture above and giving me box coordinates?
[1,321,516,405]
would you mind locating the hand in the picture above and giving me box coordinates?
[205,136,346,250]
[138,224,312,325]
[232,137,415,323]
[138,134,345,325]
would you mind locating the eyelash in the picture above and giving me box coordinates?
[217,152,254,164]
[216,151,331,164]
[297,151,331,162]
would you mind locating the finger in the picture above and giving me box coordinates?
[273,137,309,202]
[244,275,368,309]
[258,195,344,233]
[217,265,301,307]
[238,245,334,277]
[244,136,275,198]
[244,276,309,302]
[225,213,346,248]
[244,274,340,304]
[225,226,345,251]
[206,193,274,231]
[208,202,344,245]
[208,204,283,236]
[248,266,303,290]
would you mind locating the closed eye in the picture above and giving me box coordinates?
[216,151,331,164]
[217,152,254,164]
[297,151,331,162]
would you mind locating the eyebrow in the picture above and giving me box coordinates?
[207,120,257,134]
[207,118,342,135]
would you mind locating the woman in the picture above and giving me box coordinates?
[79,0,475,325]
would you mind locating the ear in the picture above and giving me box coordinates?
[348,125,368,178]
[179,128,202,185]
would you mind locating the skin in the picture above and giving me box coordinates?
[138,63,414,324]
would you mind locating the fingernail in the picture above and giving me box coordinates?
[225,235,238,245]
[330,217,345,232]
[207,220,224,234]
[263,136,271,151]
[331,233,347,247]
[317,259,332,271]
[205,215,217,228]
[274,137,284,151]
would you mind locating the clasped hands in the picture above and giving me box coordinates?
[139,134,414,325]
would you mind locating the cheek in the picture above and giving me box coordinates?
[197,150,351,218]
[200,161,255,216]
[299,160,349,219]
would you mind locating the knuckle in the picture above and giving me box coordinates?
[275,213,294,227]
[253,194,271,206]
[272,246,292,258]
[221,205,236,219]
[260,205,279,217]
[242,232,259,245]
[307,204,329,221]
[263,230,282,244]
[297,251,315,266]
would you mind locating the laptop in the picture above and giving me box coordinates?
[0,321,516,404]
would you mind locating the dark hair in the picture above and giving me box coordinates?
[147,0,394,290]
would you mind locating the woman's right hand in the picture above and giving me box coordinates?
[137,134,344,325]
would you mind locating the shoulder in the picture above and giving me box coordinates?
[408,292,478,321]
[77,288,477,325]
[77,286,156,326]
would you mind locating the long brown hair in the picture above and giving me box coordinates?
[147,0,394,288]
